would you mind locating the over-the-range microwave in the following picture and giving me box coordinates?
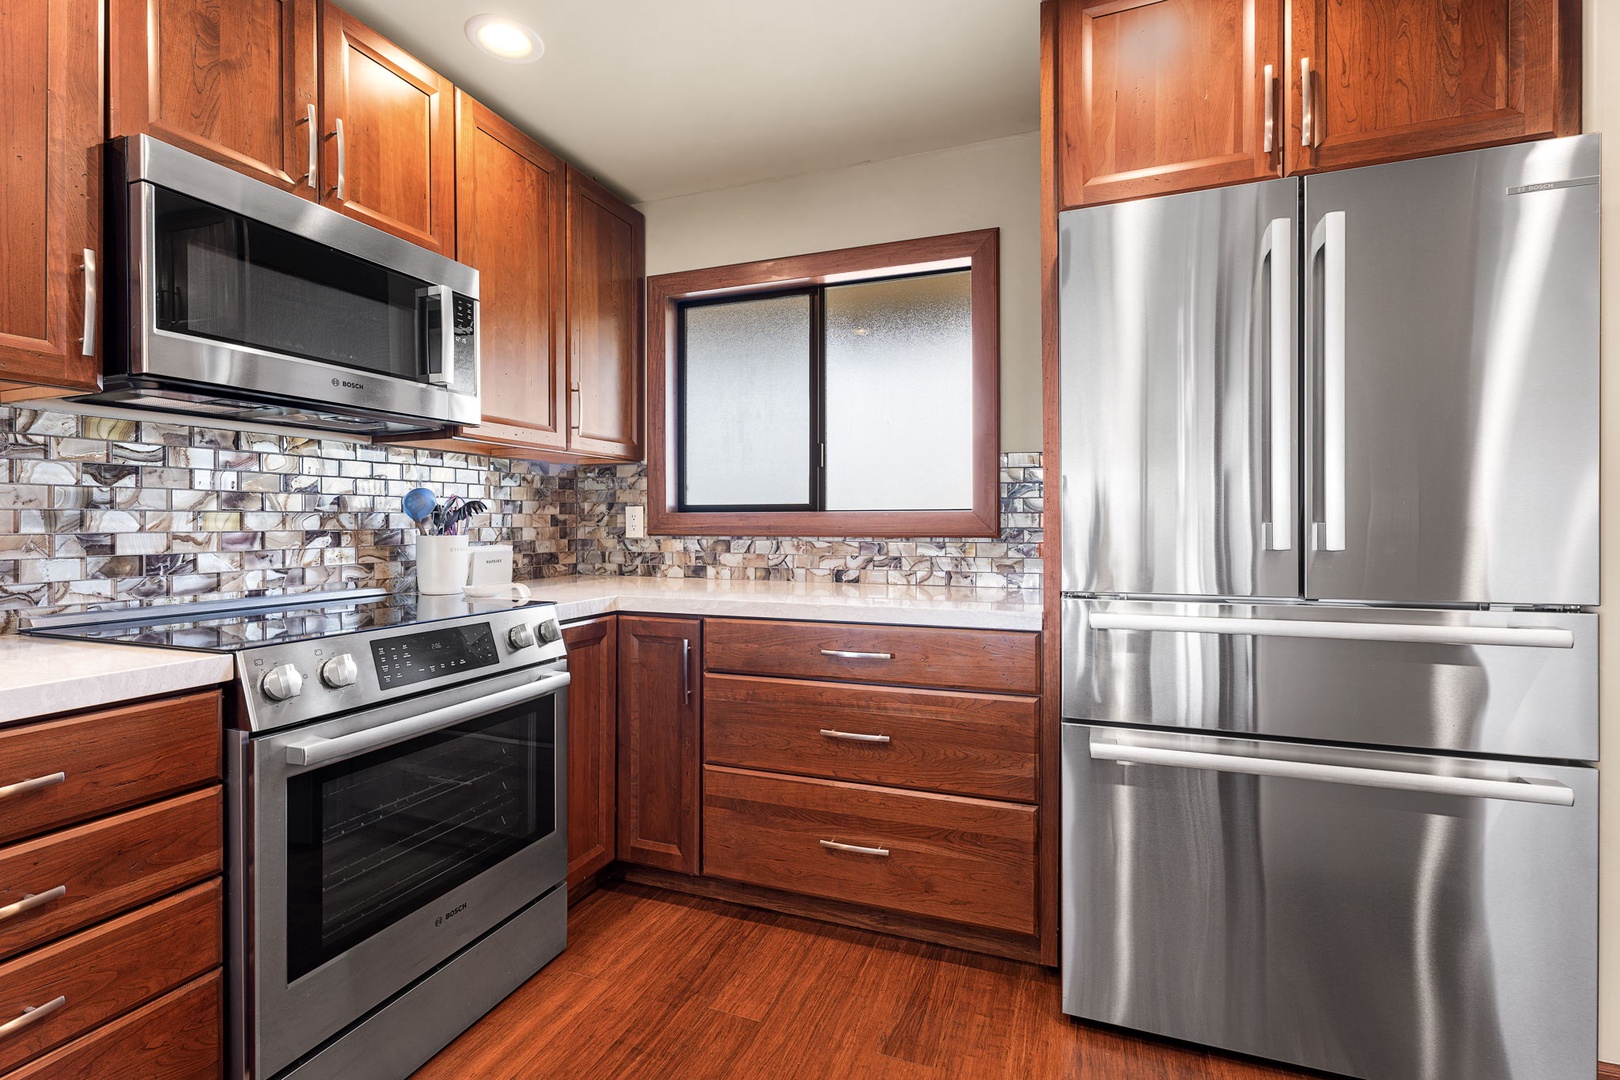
[80,135,479,435]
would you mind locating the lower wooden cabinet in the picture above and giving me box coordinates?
[564,618,617,895]
[616,616,702,875]
[3,970,221,1080]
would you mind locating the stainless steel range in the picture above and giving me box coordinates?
[26,588,569,1080]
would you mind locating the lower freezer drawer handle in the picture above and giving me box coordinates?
[1089,739,1575,806]
[1088,612,1574,650]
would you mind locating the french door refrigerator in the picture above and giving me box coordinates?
[1058,135,1599,1080]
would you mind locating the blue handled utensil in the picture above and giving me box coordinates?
[403,487,437,531]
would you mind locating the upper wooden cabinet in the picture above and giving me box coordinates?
[109,0,321,196]
[0,0,102,394]
[1049,0,1580,209]
[320,3,455,254]
[567,168,646,461]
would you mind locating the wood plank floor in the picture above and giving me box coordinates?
[415,883,1323,1079]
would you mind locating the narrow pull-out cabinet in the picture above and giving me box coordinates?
[564,617,618,894]
[617,616,701,874]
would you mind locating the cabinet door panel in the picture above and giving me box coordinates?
[1289,0,1579,173]
[617,616,700,874]
[456,92,568,451]
[0,0,101,391]
[563,617,617,893]
[1056,0,1283,208]
[567,168,645,460]
[109,0,319,196]
[320,3,454,254]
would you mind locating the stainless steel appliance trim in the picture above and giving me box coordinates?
[284,671,570,767]
[0,997,66,1039]
[426,284,453,385]
[819,649,894,660]
[820,840,890,857]
[0,773,65,800]
[1088,610,1575,649]
[1089,734,1574,805]
[0,886,66,924]
[22,587,392,630]
[818,729,891,744]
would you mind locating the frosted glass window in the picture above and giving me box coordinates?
[681,294,812,508]
[823,272,973,510]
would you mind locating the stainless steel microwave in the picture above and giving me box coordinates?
[80,135,479,435]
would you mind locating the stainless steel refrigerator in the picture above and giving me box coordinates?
[1057,135,1599,1080]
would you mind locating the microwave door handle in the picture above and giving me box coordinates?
[1089,736,1574,807]
[424,284,453,386]
[284,671,570,768]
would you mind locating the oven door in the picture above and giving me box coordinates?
[246,666,567,1079]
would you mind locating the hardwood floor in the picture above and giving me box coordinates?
[416,883,1322,1079]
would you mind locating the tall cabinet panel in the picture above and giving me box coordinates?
[617,616,701,874]
[109,0,320,196]
[0,0,102,392]
[567,168,645,460]
[563,617,617,895]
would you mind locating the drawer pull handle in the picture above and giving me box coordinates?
[0,773,64,801]
[0,996,65,1039]
[0,886,66,924]
[819,839,890,857]
[819,729,891,744]
[819,649,893,661]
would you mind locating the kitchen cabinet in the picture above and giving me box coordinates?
[0,0,102,395]
[564,617,617,896]
[109,0,321,197]
[616,616,701,875]
[319,2,455,254]
[1048,0,1580,209]
[567,168,646,461]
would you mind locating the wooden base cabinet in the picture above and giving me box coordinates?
[564,618,617,896]
[616,616,701,874]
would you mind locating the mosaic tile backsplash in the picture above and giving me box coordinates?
[0,403,1042,633]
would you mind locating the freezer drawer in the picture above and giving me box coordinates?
[1061,723,1596,1080]
[1062,598,1596,762]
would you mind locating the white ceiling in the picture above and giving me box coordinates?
[335,0,1043,205]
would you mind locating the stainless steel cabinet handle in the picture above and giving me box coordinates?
[681,639,691,705]
[0,886,66,924]
[1089,611,1574,649]
[818,729,891,744]
[0,996,65,1040]
[819,649,893,661]
[285,672,570,768]
[1310,211,1347,552]
[819,839,890,857]
[332,116,346,200]
[1262,63,1276,153]
[1257,217,1293,551]
[79,249,96,356]
[301,103,317,189]
[569,383,582,431]
[0,773,65,801]
[1090,737,1575,807]
[1299,56,1313,147]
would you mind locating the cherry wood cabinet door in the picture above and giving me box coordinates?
[319,2,454,254]
[567,167,645,460]
[0,0,102,392]
[1288,0,1580,174]
[563,617,617,894]
[617,616,701,874]
[109,0,319,197]
[1054,0,1284,209]
[455,92,568,453]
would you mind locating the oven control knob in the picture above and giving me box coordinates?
[320,654,359,689]
[508,624,536,650]
[261,664,305,702]
[537,619,561,644]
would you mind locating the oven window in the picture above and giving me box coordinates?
[284,698,556,981]
[152,186,425,380]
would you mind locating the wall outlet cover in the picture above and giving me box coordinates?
[625,505,646,539]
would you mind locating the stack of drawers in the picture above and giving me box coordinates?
[701,619,1041,937]
[0,691,223,1079]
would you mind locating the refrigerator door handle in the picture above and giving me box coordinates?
[1088,610,1575,649]
[1309,210,1347,552]
[1088,736,1575,806]
[1258,217,1294,551]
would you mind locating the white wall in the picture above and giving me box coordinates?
[635,132,1042,452]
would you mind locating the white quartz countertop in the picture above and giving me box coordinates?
[0,636,233,725]
[521,575,1043,632]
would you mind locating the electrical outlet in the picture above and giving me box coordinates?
[625,505,646,539]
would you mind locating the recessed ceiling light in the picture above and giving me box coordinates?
[465,14,544,63]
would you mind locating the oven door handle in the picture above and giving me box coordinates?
[283,671,570,769]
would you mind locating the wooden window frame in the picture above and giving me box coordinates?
[648,229,1001,538]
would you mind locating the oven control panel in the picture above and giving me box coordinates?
[371,625,501,690]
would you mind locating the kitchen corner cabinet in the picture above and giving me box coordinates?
[319,2,455,254]
[564,617,617,896]
[0,0,102,395]
[1049,0,1580,209]
[108,0,321,197]
[566,169,646,461]
[616,616,701,875]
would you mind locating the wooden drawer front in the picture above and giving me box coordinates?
[705,675,1038,802]
[2,969,221,1080]
[0,692,220,846]
[0,880,219,1074]
[0,788,221,963]
[704,619,1040,695]
[703,767,1036,935]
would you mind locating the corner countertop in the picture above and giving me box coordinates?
[0,636,234,726]
[520,575,1044,632]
